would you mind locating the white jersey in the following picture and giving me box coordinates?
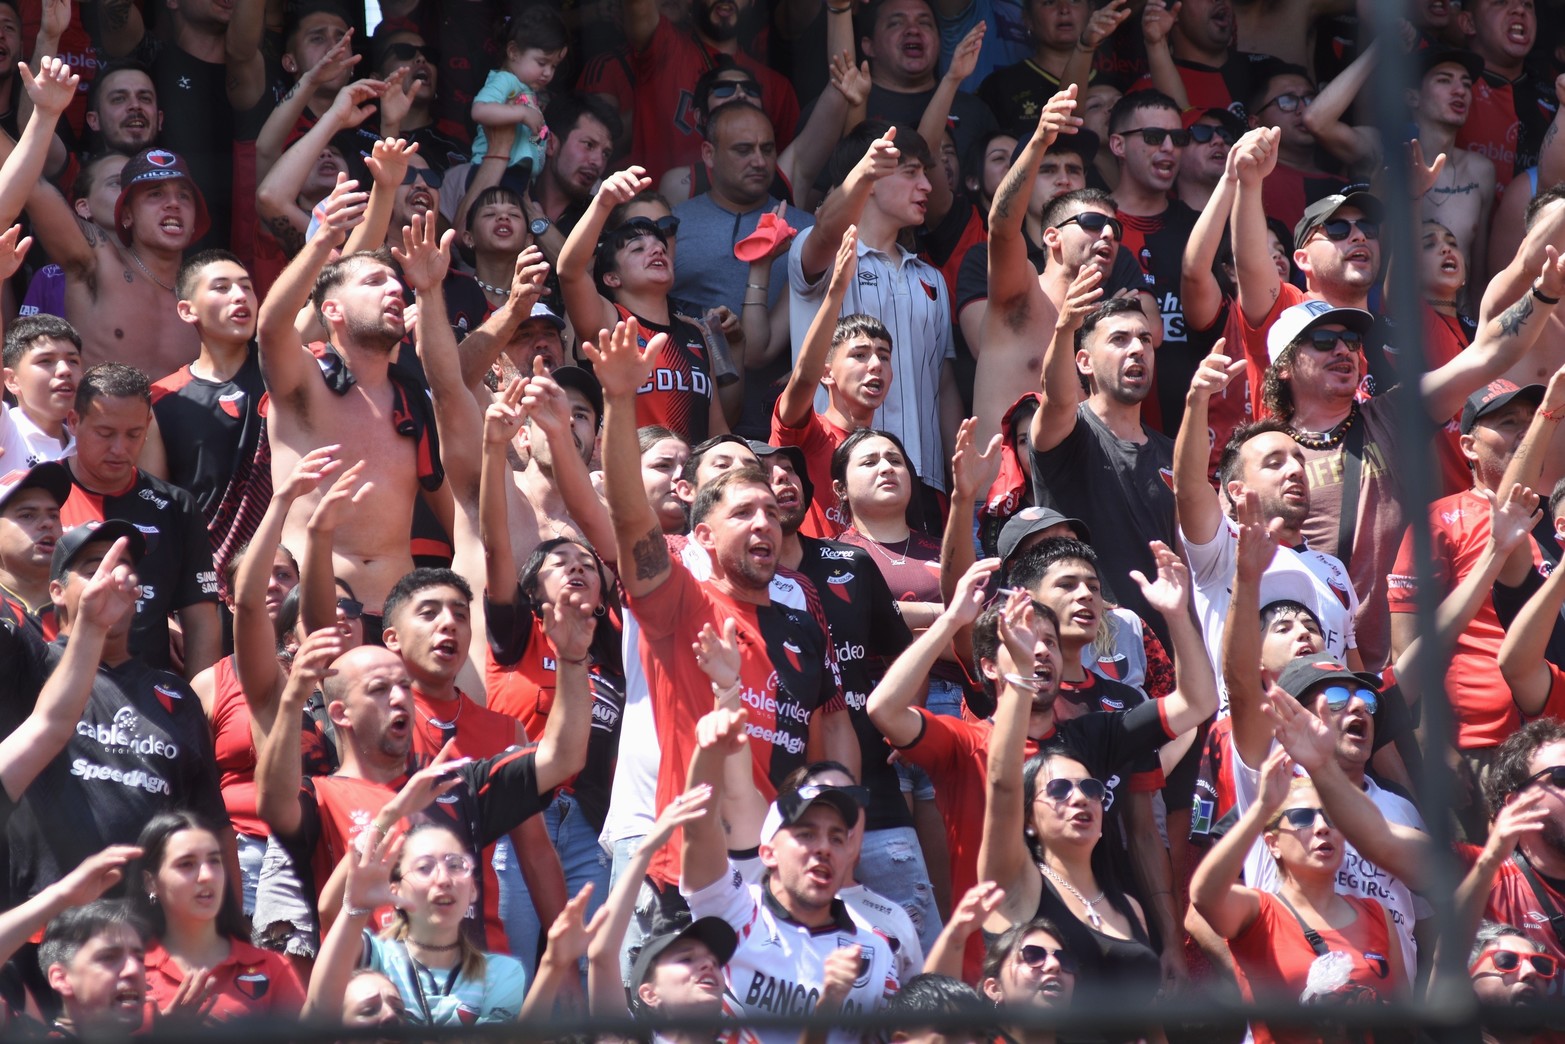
[1230,738,1430,980]
[1181,516,1358,713]
[684,862,900,1044]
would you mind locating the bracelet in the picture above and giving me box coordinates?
[826,3,852,12]
[712,679,742,703]
[1533,281,1561,305]
[343,896,373,918]
[743,299,766,306]
[558,653,590,666]
[746,282,767,291]
[1543,405,1565,421]
[1002,672,1044,692]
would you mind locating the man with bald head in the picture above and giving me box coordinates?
[254,615,594,951]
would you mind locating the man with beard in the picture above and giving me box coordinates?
[1174,350,1359,680]
[373,29,465,172]
[1454,0,1555,193]
[1130,0,1266,117]
[1468,924,1560,1014]
[257,177,439,628]
[509,95,619,264]
[82,60,161,157]
[617,0,798,181]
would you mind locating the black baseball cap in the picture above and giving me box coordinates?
[550,365,604,429]
[1460,379,1544,435]
[745,440,814,506]
[1274,653,1381,705]
[51,519,145,582]
[1418,48,1484,85]
[630,916,739,988]
[1293,190,1385,250]
[0,461,71,514]
[997,505,1092,565]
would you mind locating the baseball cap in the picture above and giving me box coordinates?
[0,461,71,514]
[1418,48,1484,85]
[1181,106,1245,140]
[760,782,869,843]
[51,519,145,582]
[630,916,739,988]
[1265,299,1375,365]
[523,301,566,330]
[1274,652,1381,705]
[1292,190,1384,250]
[550,365,604,429]
[1460,379,1545,435]
[997,505,1092,565]
[113,148,211,247]
[744,440,814,507]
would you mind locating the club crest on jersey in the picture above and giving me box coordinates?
[1159,467,1175,491]
[218,389,245,419]
[235,970,269,1000]
[153,684,182,715]
[919,278,937,301]
[837,937,876,988]
[457,1004,479,1025]
[782,640,804,672]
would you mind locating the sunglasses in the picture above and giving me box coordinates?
[1472,950,1559,978]
[1055,211,1123,240]
[709,80,762,102]
[401,166,443,189]
[614,215,678,241]
[1318,683,1377,714]
[1260,91,1316,113]
[1271,806,1332,831]
[384,42,429,63]
[1187,123,1237,146]
[1118,126,1190,148]
[1521,765,1565,793]
[1299,328,1366,353]
[796,782,872,808]
[1041,778,1107,803]
[337,597,364,620]
[1314,217,1380,242]
[401,853,475,883]
[1019,944,1080,974]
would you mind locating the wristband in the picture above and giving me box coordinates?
[558,653,590,666]
[1533,282,1561,305]
[712,679,742,703]
[826,2,852,12]
[343,897,373,918]
[1002,672,1044,692]
[1543,405,1565,421]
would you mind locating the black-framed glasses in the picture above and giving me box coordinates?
[709,80,762,102]
[1319,683,1377,714]
[337,597,364,620]
[1019,944,1080,974]
[1521,765,1565,793]
[1118,126,1190,147]
[1187,123,1237,146]
[1301,329,1366,353]
[401,166,443,189]
[1315,217,1380,242]
[384,42,429,63]
[1271,806,1332,831]
[1041,778,1106,803]
[1472,949,1559,978]
[1260,91,1316,113]
[1055,211,1123,240]
[796,782,872,808]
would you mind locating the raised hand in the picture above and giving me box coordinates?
[1261,685,1334,773]
[1084,0,1131,49]
[1255,746,1296,814]
[1057,262,1106,330]
[1487,483,1542,556]
[20,57,80,118]
[581,318,662,399]
[285,626,346,688]
[1541,361,1565,420]
[366,137,419,189]
[1486,786,1552,861]
[544,882,602,967]
[484,377,528,447]
[76,537,140,635]
[543,587,597,665]
[645,785,715,852]
[819,945,862,1008]
[317,173,370,243]
[695,706,750,757]
[855,126,901,183]
[708,305,743,346]
[693,618,743,694]
[1232,126,1280,183]
[829,51,871,107]
[39,0,71,42]
[947,558,1001,627]
[1187,342,1246,402]
[391,211,455,293]
[521,359,573,438]
[1141,0,1179,46]
[950,416,1003,501]
[346,826,403,910]
[329,78,387,129]
[1030,85,1081,151]
[386,740,469,820]
[52,845,143,907]
[279,444,345,502]
[378,67,415,128]
[158,967,217,1025]
[596,166,653,208]
[305,27,360,89]
[1536,243,1565,300]
[0,225,34,282]
[1127,540,1190,618]
[505,245,552,312]
[997,586,1043,675]
[1408,138,1446,201]
[306,459,372,535]
[945,880,1006,938]
[1233,489,1281,582]
[944,23,985,84]
[826,224,860,296]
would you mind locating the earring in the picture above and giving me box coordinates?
[147,892,158,905]
[594,604,606,618]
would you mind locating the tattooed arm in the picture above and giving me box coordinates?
[988,87,1077,314]
[94,0,147,58]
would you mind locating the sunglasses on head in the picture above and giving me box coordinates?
[1271,806,1332,831]
[796,782,872,808]
[337,597,364,620]
[1187,123,1237,146]
[1521,765,1565,793]
[1261,91,1316,113]
[1041,777,1106,803]
[1318,683,1377,714]
[1056,211,1123,239]
[401,166,443,189]
[710,80,762,101]
[1119,126,1190,148]
[384,42,429,63]
[1315,217,1380,242]
[615,215,677,240]
[1472,949,1559,978]
[1299,328,1366,353]
[1019,944,1080,974]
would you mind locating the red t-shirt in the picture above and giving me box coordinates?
[1456,842,1565,988]
[209,655,331,840]
[1187,297,1255,480]
[484,613,554,740]
[1421,307,1476,497]
[1260,165,1350,244]
[1386,489,1542,749]
[628,558,843,885]
[771,403,851,539]
[1458,75,1525,190]
[143,938,305,1022]
[1228,892,1396,1044]
[1238,282,1306,420]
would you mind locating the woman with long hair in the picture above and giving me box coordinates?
[130,811,304,1022]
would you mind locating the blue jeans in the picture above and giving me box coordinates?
[859,825,942,952]
[236,832,265,917]
[493,791,612,983]
[926,677,965,719]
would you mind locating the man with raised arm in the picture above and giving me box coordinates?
[256,175,443,630]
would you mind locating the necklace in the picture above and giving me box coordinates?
[1287,402,1358,451]
[423,697,462,745]
[126,247,174,291]
[475,276,509,297]
[1038,861,1106,929]
[407,936,462,953]
[864,532,912,567]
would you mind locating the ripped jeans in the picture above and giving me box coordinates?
[859,825,942,951]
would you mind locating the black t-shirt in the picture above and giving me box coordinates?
[0,599,50,739]
[4,643,227,905]
[149,348,269,527]
[790,537,914,832]
[133,38,232,250]
[978,58,1078,133]
[1116,200,1200,351]
[1048,674,1163,834]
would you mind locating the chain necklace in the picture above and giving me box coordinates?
[423,696,463,744]
[1287,402,1359,451]
[1038,861,1106,929]
[127,247,174,291]
[863,532,912,567]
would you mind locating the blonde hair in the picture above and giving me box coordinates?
[380,823,487,981]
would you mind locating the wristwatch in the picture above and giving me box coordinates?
[529,217,551,236]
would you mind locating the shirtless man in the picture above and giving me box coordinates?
[24,146,205,377]
[257,175,429,623]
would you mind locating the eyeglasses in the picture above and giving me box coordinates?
[1299,329,1366,353]
[1314,217,1380,242]
[1187,123,1237,146]
[1055,211,1123,240]
[1259,91,1316,113]
[796,782,872,808]
[1472,949,1559,979]
[402,853,475,883]
[1520,765,1565,793]
[1018,944,1080,974]
[384,42,429,63]
[1319,683,1377,714]
[1041,778,1107,803]
[401,167,443,189]
[337,597,364,620]
[1117,126,1190,148]
[709,80,762,102]
[1270,806,1332,831]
